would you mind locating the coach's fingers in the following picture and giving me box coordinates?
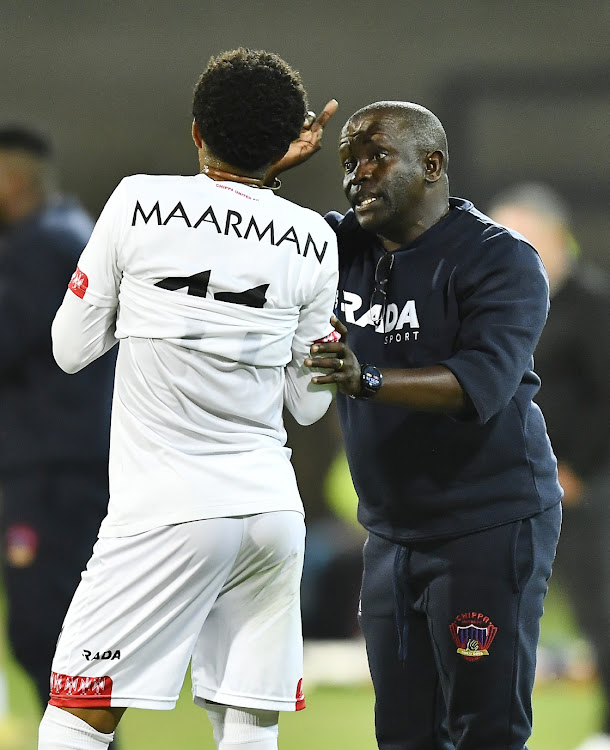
[305,355,343,370]
[311,369,360,393]
[330,314,348,339]
[309,342,344,359]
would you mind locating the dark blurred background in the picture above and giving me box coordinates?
[1,0,608,269]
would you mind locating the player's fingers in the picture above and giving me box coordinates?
[318,99,339,125]
[311,99,338,133]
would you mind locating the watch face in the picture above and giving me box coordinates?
[361,365,382,395]
[363,367,382,389]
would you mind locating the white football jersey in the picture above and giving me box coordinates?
[52,173,338,537]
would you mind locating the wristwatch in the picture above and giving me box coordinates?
[357,364,383,399]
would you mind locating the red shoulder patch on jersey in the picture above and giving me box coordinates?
[68,267,89,299]
[49,671,113,708]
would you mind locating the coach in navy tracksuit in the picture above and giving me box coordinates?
[0,126,115,709]
[302,102,562,750]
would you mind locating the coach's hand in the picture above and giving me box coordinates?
[305,316,362,397]
[267,99,338,179]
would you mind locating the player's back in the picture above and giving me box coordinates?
[92,173,337,536]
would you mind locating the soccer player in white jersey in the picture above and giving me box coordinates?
[38,48,339,750]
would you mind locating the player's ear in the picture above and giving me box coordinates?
[192,120,203,149]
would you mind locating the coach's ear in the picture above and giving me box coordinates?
[192,120,204,149]
[424,150,444,183]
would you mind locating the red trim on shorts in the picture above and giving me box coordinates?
[49,672,113,708]
[296,677,306,710]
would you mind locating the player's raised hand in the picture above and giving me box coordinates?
[269,99,339,177]
[305,315,362,396]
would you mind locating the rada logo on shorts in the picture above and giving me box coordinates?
[449,612,497,661]
[83,649,121,661]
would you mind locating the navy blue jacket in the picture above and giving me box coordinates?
[327,197,562,543]
[0,197,115,473]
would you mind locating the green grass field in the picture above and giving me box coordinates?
[3,668,604,750]
[1,587,604,750]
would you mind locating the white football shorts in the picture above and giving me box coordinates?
[49,511,306,712]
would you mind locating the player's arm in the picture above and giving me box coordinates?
[284,327,336,425]
[284,233,339,425]
[52,181,126,373]
[52,294,117,373]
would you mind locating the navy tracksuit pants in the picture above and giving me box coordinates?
[359,503,561,750]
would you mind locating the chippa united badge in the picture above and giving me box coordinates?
[450,612,497,661]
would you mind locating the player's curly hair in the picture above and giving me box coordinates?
[193,48,307,172]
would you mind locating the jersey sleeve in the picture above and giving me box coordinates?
[66,179,127,308]
[51,292,117,373]
[441,235,550,424]
[51,181,126,373]
[283,230,339,425]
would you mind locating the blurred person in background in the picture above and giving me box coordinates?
[489,184,610,750]
[0,126,116,734]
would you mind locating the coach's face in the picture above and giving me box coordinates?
[339,111,428,245]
